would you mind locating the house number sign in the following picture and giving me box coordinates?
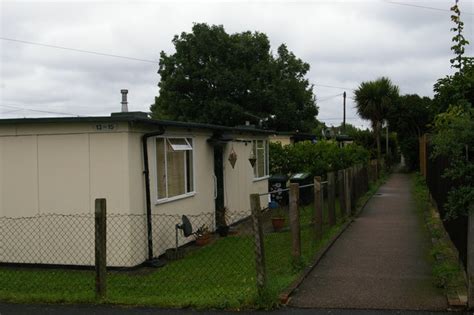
[95,124,117,131]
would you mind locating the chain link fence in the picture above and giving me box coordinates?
[0,210,256,307]
[253,163,375,300]
[0,161,380,307]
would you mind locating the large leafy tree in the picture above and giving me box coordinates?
[430,1,473,219]
[386,94,434,170]
[151,23,318,131]
[353,77,400,162]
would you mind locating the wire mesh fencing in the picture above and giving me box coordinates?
[0,162,379,307]
[255,164,375,297]
[108,210,256,307]
[0,210,257,307]
[0,213,97,301]
[257,180,335,297]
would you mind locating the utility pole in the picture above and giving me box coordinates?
[386,121,389,157]
[343,91,346,133]
[342,91,346,134]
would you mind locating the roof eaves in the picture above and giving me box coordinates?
[0,116,274,134]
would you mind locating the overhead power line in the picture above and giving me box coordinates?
[1,35,359,94]
[1,109,23,115]
[0,104,81,117]
[317,93,343,102]
[315,84,356,91]
[0,37,159,64]
[385,1,474,15]
[319,117,360,121]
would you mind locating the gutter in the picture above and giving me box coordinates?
[142,127,166,265]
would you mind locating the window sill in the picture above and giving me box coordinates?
[253,175,270,182]
[155,192,196,205]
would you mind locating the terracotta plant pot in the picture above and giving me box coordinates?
[272,217,285,232]
[195,233,211,246]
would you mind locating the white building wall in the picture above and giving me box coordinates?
[223,138,269,224]
[0,122,141,266]
[141,129,216,256]
[0,121,270,266]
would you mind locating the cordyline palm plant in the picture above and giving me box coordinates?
[354,77,399,162]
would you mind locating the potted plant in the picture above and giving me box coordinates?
[194,225,211,246]
[271,207,286,232]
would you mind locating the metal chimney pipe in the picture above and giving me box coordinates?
[121,89,129,112]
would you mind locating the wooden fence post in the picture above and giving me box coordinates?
[95,198,107,300]
[314,176,323,241]
[468,206,474,308]
[375,160,379,180]
[344,169,352,216]
[364,165,369,193]
[328,172,336,226]
[353,166,359,200]
[289,183,301,263]
[356,164,363,200]
[338,170,346,218]
[250,193,266,292]
[370,160,375,183]
[350,166,357,214]
[367,162,372,183]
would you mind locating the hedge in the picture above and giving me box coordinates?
[269,140,370,176]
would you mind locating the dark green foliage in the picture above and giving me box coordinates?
[152,23,318,132]
[431,106,474,219]
[433,2,473,114]
[449,1,473,72]
[386,94,434,171]
[430,3,473,220]
[346,127,376,158]
[269,141,370,176]
[327,123,398,162]
[434,63,474,113]
[354,77,400,161]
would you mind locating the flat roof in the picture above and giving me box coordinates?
[272,131,317,138]
[0,112,275,135]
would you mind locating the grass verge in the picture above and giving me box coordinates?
[411,173,467,299]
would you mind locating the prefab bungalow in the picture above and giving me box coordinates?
[0,111,271,267]
[269,131,317,146]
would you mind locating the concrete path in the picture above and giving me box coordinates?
[0,303,461,315]
[289,173,448,311]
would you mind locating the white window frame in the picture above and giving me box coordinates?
[253,139,270,181]
[154,136,196,204]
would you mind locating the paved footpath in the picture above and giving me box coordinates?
[0,303,461,315]
[289,173,448,311]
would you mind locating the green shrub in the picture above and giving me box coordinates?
[269,140,370,176]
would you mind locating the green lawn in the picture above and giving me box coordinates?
[0,178,383,309]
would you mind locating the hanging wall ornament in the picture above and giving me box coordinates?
[228,147,238,168]
[248,148,257,168]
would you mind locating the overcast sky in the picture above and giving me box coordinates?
[0,0,473,129]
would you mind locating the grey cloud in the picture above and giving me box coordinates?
[1,0,471,126]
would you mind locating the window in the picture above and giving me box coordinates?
[156,137,194,201]
[253,140,269,179]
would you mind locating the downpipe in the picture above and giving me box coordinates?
[142,127,165,267]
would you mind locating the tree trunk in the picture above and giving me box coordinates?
[375,121,381,163]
